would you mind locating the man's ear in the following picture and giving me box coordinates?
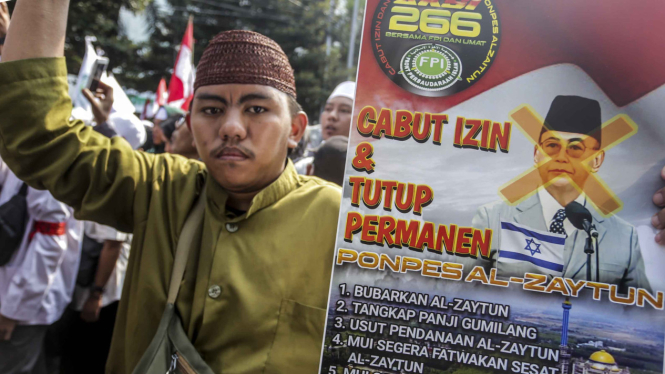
[287,111,308,149]
[186,112,192,130]
[590,150,605,172]
[533,144,543,164]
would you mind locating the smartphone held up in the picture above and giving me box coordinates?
[87,57,109,92]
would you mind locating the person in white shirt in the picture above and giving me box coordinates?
[0,164,83,374]
[54,222,131,373]
[295,81,355,174]
[108,111,147,151]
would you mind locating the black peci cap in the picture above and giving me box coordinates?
[542,95,602,145]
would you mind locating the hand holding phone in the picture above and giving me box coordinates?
[87,57,109,92]
[82,80,114,125]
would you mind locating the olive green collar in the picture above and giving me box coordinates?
[206,159,300,220]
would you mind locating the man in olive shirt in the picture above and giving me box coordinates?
[1,1,340,373]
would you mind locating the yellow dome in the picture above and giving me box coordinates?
[589,350,616,365]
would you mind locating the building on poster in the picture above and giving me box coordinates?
[559,299,632,374]
[571,352,630,374]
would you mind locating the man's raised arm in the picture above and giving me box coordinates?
[0,1,204,234]
[2,0,69,61]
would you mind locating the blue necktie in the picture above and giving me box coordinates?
[550,209,567,236]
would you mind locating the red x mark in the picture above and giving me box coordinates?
[499,105,637,217]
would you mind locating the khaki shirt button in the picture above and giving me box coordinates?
[208,285,222,299]
[226,223,238,233]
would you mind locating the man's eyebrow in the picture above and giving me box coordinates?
[238,93,272,104]
[195,93,228,105]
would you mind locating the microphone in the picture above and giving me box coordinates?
[565,201,598,237]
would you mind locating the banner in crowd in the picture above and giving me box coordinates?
[320,1,665,373]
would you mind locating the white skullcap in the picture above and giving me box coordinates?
[109,112,148,150]
[327,81,356,102]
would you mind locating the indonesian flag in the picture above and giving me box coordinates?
[351,0,665,145]
[167,16,195,109]
[142,78,168,119]
[156,77,168,107]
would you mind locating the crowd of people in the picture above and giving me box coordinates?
[0,1,663,374]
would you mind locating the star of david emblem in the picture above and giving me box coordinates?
[524,238,542,256]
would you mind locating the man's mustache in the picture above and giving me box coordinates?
[210,142,255,159]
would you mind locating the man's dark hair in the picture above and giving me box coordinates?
[143,125,155,150]
[312,136,348,186]
[160,114,183,142]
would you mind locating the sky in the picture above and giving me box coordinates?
[119,0,170,43]
[119,0,353,43]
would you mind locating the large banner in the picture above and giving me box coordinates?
[320,1,665,373]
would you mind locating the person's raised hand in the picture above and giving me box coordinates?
[82,80,114,125]
[652,165,665,244]
[0,3,10,38]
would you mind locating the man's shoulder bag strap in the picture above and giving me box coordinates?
[168,184,207,304]
[132,185,214,374]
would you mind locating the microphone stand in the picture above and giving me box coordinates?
[594,232,600,282]
[584,235,594,282]
[582,225,599,282]
[564,201,600,282]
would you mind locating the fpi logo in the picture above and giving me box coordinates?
[371,0,500,97]
[399,44,462,92]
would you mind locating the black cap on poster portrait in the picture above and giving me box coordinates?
[542,95,602,145]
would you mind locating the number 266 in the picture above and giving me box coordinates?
[389,7,482,37]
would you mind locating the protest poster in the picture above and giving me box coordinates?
[319,1,665,373]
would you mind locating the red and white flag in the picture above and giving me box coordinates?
[167,16,195,110]
[142,77,169,119]
[156,77,168,107]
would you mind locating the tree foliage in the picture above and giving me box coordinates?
[68,0,150,81]
[6,0,364,120]
[135,0,364,119]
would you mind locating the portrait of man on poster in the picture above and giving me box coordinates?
[472,95,651,293]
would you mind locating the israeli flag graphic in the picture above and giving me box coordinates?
[498,222,566,276]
